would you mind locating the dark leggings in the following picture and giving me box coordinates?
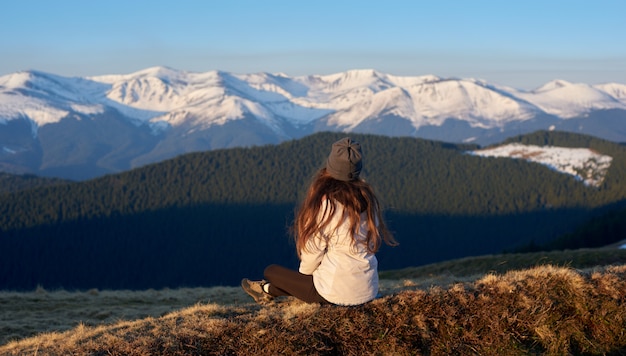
[264,264,330,304]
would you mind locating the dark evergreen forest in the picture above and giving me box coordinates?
[1,131,626,290]
[0,172,67,194]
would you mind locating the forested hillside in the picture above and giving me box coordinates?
[0,173,67,195]
[1,131,625,290]
[542,204,626,250]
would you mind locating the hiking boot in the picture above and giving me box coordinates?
[241,278,274,304]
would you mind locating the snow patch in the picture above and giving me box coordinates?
[22,106,68,126]
[463,137,478,143]
[0,94,66,126]
[70,103,104,115]
[471,143,613,187]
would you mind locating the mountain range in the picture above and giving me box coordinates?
[1,67,625,180]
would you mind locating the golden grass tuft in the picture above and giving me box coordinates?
[2,264,625,355]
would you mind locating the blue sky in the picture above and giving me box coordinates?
[2,0,625,89]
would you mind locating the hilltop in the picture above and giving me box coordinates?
[1,260,625,355]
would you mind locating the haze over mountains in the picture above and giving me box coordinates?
[1,66,625,180]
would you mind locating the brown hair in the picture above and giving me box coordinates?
[293,168,397,258]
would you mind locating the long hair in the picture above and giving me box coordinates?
[293,168,397,258]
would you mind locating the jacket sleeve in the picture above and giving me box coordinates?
[298,232,327,275]
[298,199,332,275]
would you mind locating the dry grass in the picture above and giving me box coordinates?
[0,286,249,346]
[0,277,452,347]
[2,264,625,355]
[380,247,626,280]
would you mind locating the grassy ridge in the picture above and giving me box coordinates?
[2,249,626,355]
[1,264,624,355]
[380,247,626,280]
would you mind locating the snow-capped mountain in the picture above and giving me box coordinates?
[1,67,625,180]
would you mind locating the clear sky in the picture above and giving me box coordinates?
[1,0,625,89]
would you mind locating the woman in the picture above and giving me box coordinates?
[241,137,397,306]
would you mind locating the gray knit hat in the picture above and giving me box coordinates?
[326,137,363,181]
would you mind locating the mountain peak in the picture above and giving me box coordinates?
[311,69,393,94]
[0,70,71,89]
[594,82,626,101]
[130,66,183,80]
[534,79,575,93]
[90,66,185,85]
[0,71,36,88]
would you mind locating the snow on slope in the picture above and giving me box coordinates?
[406,79,539,127]
[471,143,613,187]
[513,80,626,118]
[2,67,626,138]
[91,68,328,131]
[86,68,626,131]
[288,72,541,129]
[0,71,106,133]
[0,70,165,128]
[595,83,626,102]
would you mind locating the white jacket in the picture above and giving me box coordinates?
[298,199,379,305]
